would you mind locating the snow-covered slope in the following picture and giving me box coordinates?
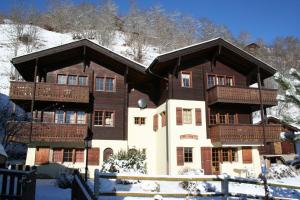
[0,22,159,97]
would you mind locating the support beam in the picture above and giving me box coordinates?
[29,59,38,143]
[257,66,266,145]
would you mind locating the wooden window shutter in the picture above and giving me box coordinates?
[242,147,252,163]
[176,107,183,125]
[88,148,100,165]
[195,108,202,126]
[201,147,212,175]
[161,112,166,127]
[176,147,184,166]
[153,114,158,131]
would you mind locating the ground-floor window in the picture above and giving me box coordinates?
[184,147,193,162]
[52,148,84,163]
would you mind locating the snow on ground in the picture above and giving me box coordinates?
[36,179,70,200]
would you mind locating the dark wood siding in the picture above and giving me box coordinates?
[128,88,156,108]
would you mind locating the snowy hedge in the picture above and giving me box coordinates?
[101,149,147,174]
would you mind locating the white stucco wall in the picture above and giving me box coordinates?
[220,147,261,177]
[167,99,212,175]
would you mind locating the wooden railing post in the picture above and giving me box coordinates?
[221,176,229,200]
[94,169,100,197]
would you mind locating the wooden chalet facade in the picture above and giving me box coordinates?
[9,38,284,177]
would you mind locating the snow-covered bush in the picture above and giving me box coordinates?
[266,164,298,179]
[101,149,146,174]
[56,173,73,189]
[178,167,215,194]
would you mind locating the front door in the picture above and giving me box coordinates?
[35,147,50,164]
[212,148,220,175]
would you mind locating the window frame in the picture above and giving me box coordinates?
[134,117,146,125]
[182,108,192,124]
[94,110,115,127]
[63,148,73,162]
[207,74,235,89]
[183,147,193,163]
[78,76,88,86]
[95,76,116,92]
[181,71,192,88]
[67,75,77,85]
[57,74,67,85]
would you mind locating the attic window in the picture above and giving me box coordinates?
[181,71,192,88]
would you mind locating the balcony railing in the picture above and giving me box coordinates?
[8,122,88,143]
[207,85,277,106]
[9,81,89,103]
[209,124,282,145]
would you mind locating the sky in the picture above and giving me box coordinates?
[0,0,299,43]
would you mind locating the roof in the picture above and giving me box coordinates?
[147,38,276,80]
[257,116,300,132]
[11,39,147,81]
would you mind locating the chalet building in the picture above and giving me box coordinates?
[257,117,299,156]
[9,38,282,177]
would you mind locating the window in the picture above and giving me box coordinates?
[231,148,238,162]
[103,148,113,161]
[105,78,115,92]
[65,111,76,124]
[222,148,229,162]
[207,74,235,88]
[55,111,64,124]
[57,75,67,84]
[75,149,84,163]
[134,117,146,125]
[68,75,77,85]
[207,75,215,88]
[63,149,73,162]
[217,76,225,85]
[228,114,235,124]
[161,112,166,127]
[226,77,234,86]
[219,114,226,124]
[96,77,105,91]
[96,77,115,92]
[212,148,220,173]
[181,72,191,88]
[77,112,86,124]
[94,111,114,127]
[78,76,88,86]
[184,147,193,162]
[209,114,216,125]
[183,109,192,124]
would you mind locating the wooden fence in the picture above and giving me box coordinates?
[94,170,300,199]
[0,165,37,200]
[71,170,97,200]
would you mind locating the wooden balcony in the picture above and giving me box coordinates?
[8,122,88,143]
[207,86,277,106]
[209,124,282,145]
[9,81,89,103]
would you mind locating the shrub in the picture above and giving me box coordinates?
[101,149,146,174]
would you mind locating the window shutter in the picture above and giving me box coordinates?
[195,108,202,126]
[177,147,184,166]
[153,114,158,131]
[201,147,212,175]
[176,107,182,125]
[161,112,166,127]
[88,148,100,165]
[242,147,252,163]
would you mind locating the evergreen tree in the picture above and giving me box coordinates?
[274,68,300,127]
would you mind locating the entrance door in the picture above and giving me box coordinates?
[35,147,50,164]
[212,148,220,175]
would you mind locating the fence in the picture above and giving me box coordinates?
[94,170,300,199]
[71,170,97,200]
[0,165,37,200]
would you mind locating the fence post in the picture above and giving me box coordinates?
[94,169,100,197]
[221,176,229,200]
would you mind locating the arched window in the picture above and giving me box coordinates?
[103,148,113,161]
